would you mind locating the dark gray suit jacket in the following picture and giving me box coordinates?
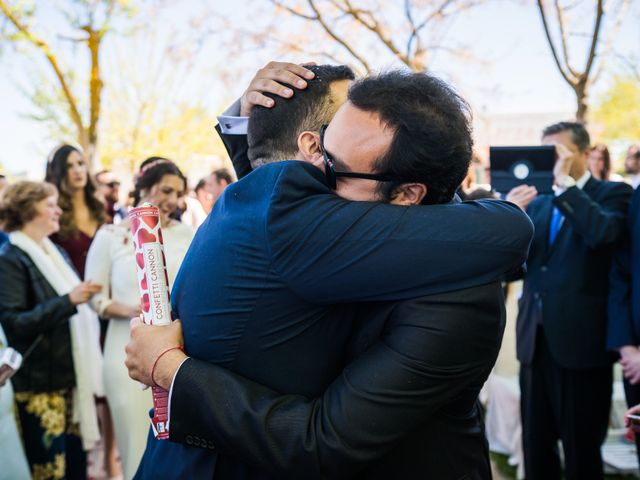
[516,178,633,368]
[169,281,506,479]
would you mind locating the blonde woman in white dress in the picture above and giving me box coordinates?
[85,160,194,479]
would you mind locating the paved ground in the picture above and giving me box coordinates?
[87,440,122,480]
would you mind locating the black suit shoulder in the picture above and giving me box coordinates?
[170,283,504,480]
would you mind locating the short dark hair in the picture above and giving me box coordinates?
[248,64,355,167]
[212,168,233,185]
[195,178,207,193]
[133,160,187,206]
[542,121,590,151]
[348,70,473,205]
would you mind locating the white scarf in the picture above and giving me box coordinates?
[9,231,103,450]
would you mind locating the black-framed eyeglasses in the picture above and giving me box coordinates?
[319,124,399,190]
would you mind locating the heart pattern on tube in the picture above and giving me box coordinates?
[138,229,157,245]
[141,293,150,312]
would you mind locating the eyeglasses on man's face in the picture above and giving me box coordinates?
[319,124,399,190]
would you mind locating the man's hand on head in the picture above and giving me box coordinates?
[125,317,186,390]
[240,61,316,117]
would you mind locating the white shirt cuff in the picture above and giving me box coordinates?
[217,98,248,135]
[167,355,191,432]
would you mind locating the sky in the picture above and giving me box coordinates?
[0,0,638,178]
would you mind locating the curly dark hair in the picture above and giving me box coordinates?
[0,181,58,232]
[45,145,105,238]
[348,70,473,205]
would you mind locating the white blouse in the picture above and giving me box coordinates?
[86,221,194,316]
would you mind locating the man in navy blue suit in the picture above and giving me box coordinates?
[130,67,533,479]
[609,186,640,465]
[507,122,633,480]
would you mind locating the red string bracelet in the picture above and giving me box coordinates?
[151,345,185,388]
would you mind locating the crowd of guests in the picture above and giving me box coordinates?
[0,148,233,480]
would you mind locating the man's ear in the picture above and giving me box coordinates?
[391,183,428,205]
[297,131,322,162]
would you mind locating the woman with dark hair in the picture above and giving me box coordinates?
[45,145,106,278]
[44,144,119,477]
[0,181,104,479]
[85,159,194,478]
[589,144,612,181]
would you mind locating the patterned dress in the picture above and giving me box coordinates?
[14,390,84,480]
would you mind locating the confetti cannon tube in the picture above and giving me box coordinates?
[129,204,172,440]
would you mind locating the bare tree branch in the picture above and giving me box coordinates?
[340,0,419,69]
[404,0,419,60]
[270,0,371,72]
[591,0,630,84]
[614,52,640,82]
[418,0,457,28]
[270,0,317,20]
[100,0,117,35]
[553,0,577,78]
[582,0,604,79]
[536,0,574,85]
[84,26,104,154]
[0,0,88,148]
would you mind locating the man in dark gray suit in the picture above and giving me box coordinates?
[507,122,633,480]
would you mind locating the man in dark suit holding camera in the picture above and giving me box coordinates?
[507,122,633,479]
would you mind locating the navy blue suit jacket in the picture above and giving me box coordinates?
[136,160,533,479]
[608,187,640,350]
[516,178,633,368]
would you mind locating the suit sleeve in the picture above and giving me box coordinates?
[169,305,494,479]
[0,254,77,340]
[214,124,252,180]
[553,182,633,248]
[607,241,635,350]
[266,165,534,304]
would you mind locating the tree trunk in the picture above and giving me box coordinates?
[574,81,588,123]
[87,28,104,170]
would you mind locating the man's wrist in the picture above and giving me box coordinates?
[555,175,576,190]
[155,349,188,390]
